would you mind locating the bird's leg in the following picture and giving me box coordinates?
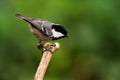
[37,41,44,51]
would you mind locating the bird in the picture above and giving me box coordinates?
[15,14,68,51]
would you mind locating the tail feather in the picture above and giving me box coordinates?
[15,13,32,23]
[15,13,43,29]
[15,14,26,19]
[15,13,40,30]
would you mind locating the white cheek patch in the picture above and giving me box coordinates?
[52,29,64,38]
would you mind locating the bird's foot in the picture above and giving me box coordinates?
[42,43,56,53]
[37,42,56,53]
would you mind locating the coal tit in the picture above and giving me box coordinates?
[16,14,68,49]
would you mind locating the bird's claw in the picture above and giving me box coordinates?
[42,47,53,53]
[37,42,56,53]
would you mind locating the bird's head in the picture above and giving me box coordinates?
[51,24,68,40]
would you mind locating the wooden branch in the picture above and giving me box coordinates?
[34,42,60,80]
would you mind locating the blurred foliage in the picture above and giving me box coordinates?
[0,0,120,80]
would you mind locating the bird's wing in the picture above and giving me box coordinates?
[41,21,53,37]
[29,20,53,37]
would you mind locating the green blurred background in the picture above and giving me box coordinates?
[0,0,120,80]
